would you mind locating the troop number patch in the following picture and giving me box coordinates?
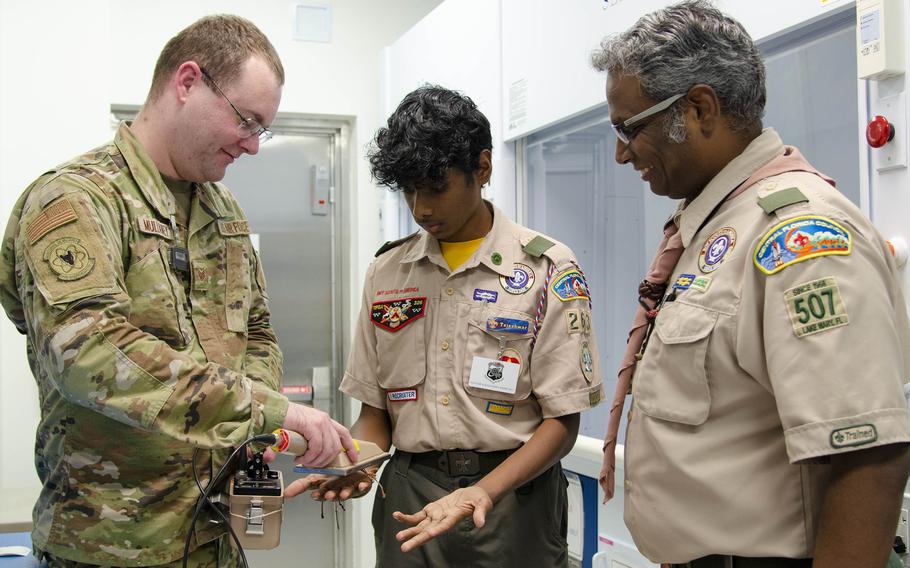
[783,277,849,338]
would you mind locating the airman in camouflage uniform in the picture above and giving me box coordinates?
[0,15,354,567]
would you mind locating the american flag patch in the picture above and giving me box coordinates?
[27,200,78,244]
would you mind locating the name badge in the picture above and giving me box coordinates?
[468,356,520,395]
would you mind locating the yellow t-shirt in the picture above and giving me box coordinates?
[440,237,485,271]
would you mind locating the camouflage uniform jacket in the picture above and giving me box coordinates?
[0,123,289,565]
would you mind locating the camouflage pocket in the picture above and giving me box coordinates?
[125,244,189,346]
[225,240,251,333]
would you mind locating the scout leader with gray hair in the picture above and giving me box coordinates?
[592,1,910,567]
[0,14,355,567]
[285,85,605,567]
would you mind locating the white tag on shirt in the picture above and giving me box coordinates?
[468,356,520,394]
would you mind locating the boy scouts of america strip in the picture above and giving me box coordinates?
[27,200,78,244]
[218,220,251,236]
[138,217,173,239]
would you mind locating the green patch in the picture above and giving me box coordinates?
[783,277,849,338]
[589,388,601,406]
[690,276,712,293]
[830,424,877,448]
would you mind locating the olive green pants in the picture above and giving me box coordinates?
[37,535,238,568]
[373,451,569,568]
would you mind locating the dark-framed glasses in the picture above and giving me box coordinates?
[611,93,686,144]
[200,67,273,143]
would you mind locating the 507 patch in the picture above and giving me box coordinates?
[783,277,849,338]
[754,215,851,275]
[371,297,426,332]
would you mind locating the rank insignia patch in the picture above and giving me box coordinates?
[487,317,530,334]
[43,237,95,281]
[551,269,590,302]
[486,401,514,416]
[699,227,737,273]
[370,297,426,332]
[754,215,851,275]
[499,348,522,371]
[673,273,696,290]
[500,263,535,294]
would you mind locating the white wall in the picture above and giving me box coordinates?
[500,0,856,141]
[0,0,441,546]
[379,0,516,235]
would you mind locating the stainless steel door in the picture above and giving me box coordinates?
[223,129,341,567]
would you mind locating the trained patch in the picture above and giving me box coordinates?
[138,216,173,240]
[830,424,877,448]
[43,237,95,281]
[27,199,78,244]
[370,297,426,332]
[580,341,595,382]
[551,268,590,302]
[218,220,251,236]
[387,389,418,402]
[473,288,498,303]
[754,216,851,275]
[690,276,712,293]
[783,277,849,338]
[565,309,591,335]
[500,263,535,295]
[487,317,530,334]
[699,227,736,273]
[486,401,514,416]
[673,273,696,291]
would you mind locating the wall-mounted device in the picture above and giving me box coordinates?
[857,0,905,80]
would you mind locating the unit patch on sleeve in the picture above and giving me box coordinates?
[565,309,592,335]
[27,199,78,244]
[783,277,849,338]
[370,297,426,332]
[43,237,95,281]
[550,268,590,302]
[754,215,851,275]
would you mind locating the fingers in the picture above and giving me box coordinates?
[394,511,458,553]
[392,509,426,526]
[262,447,277,464]
[472,505,487,529]
[333,420,358,462]
[284,474,326,498]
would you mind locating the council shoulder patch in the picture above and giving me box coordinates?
[754,215,851,275]
[550,268,590,302]
[370,297,426,332]
[43,237,95,281]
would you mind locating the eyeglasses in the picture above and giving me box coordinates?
[610,93,686,144]
[200,67,273,143]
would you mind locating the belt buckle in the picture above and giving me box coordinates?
[444,451,480,476]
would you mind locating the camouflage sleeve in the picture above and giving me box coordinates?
[17,174,288,449]
[242,246,283,392]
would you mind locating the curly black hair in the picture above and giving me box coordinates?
[368,85,493,191]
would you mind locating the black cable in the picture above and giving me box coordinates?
[182,434,277,568]
[191,448,250,568]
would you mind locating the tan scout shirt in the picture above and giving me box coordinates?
[341,202,604,452]
[624,129,910,563]
[0,123,288,565]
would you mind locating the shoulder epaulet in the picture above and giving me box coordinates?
[757,187,808,215]
[522,235,555,258]
[374,232,418,257]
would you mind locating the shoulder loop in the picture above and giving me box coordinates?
[522,235,555,258]
[375,231,418,257]
[757,187,808,215]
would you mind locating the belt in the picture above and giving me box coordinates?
[402,448,515,477]
[672,556,812,568]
